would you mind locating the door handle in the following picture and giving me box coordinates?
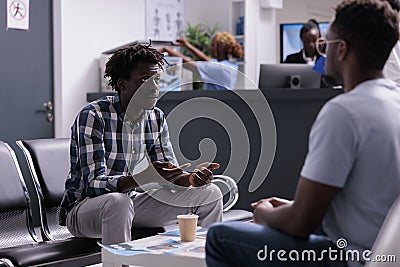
[43,101,53,111]
[42,101,54,122]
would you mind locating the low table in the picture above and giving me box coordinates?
[102,234,206,267]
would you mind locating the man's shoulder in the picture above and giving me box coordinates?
[321,79,399,118]
[80,96,113,113]
[149,107,165,118]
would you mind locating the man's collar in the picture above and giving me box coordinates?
[113,93,148,124]
[112,93,125,119]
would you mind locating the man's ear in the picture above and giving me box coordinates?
[117,78,127,91]
[337,41,349,62]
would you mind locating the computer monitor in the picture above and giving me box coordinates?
[280,22,330,63]
[258,64,321,89]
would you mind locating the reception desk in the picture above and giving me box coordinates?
[87,88,343,210]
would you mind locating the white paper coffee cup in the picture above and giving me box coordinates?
[177,214,199,242]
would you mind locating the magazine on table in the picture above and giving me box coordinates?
[99,234,206,258]
[159,227,208,239]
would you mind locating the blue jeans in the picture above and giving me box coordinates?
[206,222,348,267]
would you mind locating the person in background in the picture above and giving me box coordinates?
[59,44,223,246]
[284,19,321,65]
[383,0,400,83]
[160,32,243,90]
[206,1,400,266]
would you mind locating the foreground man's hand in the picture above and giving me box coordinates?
[189,162,220,187]
[152,161,220,187]
[152,161,183,182]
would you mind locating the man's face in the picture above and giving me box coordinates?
[124,62,161,110]
[324,28,343,85]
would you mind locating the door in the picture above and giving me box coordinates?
[0,0,54,141]
[0,0,53,226]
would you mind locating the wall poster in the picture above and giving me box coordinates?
[146,0,185,42]
[7,0,30,30]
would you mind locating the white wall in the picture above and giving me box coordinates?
[185,0,229,32]
[277,0,339,23]
[54,0,145,137]
[248,2,282,86]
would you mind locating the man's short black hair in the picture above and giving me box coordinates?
[331,0,399,70]
[300,19,321,40]
[385,0,400,11]
[104,44,166,92]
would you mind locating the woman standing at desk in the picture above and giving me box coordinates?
[161,32,243,90]
[284,19,321,65]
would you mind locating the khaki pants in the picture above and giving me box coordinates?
[66,184,223,245]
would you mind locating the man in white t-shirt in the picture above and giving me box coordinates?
[206,1,400,267]
[383,0,400,83]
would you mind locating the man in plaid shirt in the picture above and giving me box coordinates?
[60,44,223,245]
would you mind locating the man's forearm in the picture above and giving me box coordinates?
[257,204,313,238]
[117,176,139,193]
[173,174,191,187]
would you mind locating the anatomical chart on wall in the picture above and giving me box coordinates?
[146,0,185,42]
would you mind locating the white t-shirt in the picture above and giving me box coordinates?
[196,59,238,90]
[383,40,400,83]
[301,79,400,266]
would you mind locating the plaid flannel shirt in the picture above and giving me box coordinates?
[59,94,177,225]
